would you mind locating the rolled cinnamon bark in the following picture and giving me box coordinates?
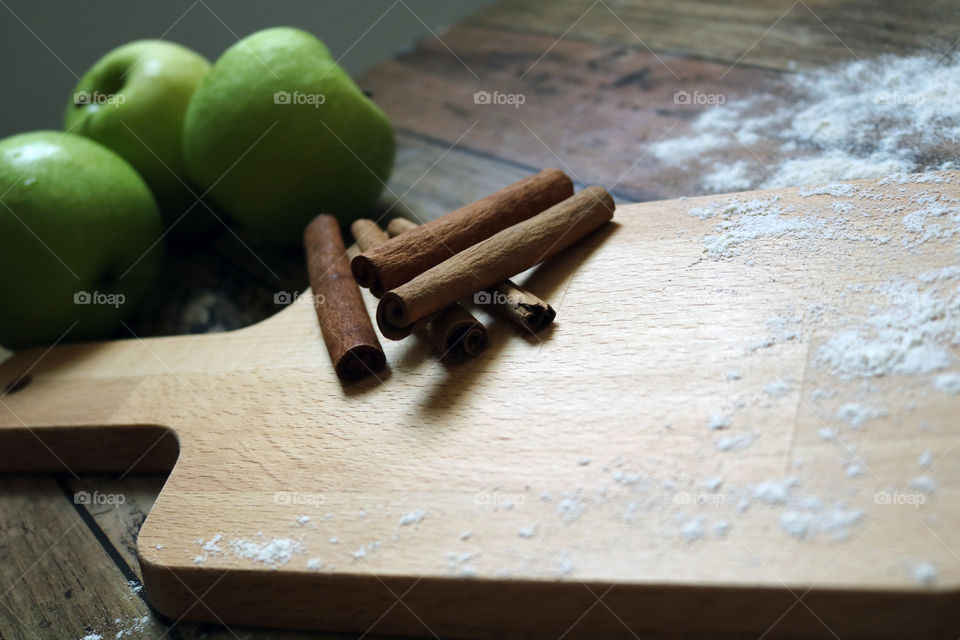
[351,219,487,359]
[483,280,557,333]
[377,187,614,339]
[386,217,418,237]
[304,215,385,382]
[387,217,556,334]
[352,168,573,296]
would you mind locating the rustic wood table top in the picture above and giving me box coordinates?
[2,1,957,638]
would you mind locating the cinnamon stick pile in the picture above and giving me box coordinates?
[302,168,615,382]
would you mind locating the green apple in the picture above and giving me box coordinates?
[182,27,395,245]
[65,40,211,232]
[0,131,164,349]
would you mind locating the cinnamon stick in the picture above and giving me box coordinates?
[386,217,418,237]
[304,215,385,381]
[481,281,557,332]
[377,187,614,339]
[352,168,573,296]
[387,217,556,334]
[351,219,487,359]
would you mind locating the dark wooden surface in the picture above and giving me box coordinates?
[1,1,957,638]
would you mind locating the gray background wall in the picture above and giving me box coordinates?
[0,0,494,137]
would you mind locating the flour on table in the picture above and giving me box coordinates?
[651,54,960,193]
[556,493,586,523]
[678,515,706,542]
[445,551,478,577]
[909,476,938,493]
[230,536,303,566]
[716,433,756,451]
[818,277,960,378]
[399,509,426,526]
[845,462,865,478]
[751,478,798,505]
[933,373,960,393]
[763,380,792,397]
[912,561,938,585]
[707,413,732,430]
[835,403,886,428]
[112,615,150,639]
[702,476,724,492]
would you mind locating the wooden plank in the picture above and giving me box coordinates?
[361,24,778,203]
[382,132,552,221]
[2,172,959,637]
[468,0,960,71]
[0,476,172,640]
[59,474,411,640]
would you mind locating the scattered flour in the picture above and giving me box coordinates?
[835,403,886,427]
[918,451,933,468]
[306,558,323,570]
[716,433,756,451]
[763,380,792,397]
[712,520,730,538]
[445,551,478,576]
[230,536,303,566]
[751,478,798,505]
[933,373,960,393]
[399,509,427,526]
[702,476,724,492]
[707,413,732,430]
[201,533,223,554]
[780,503,864,541]
[909,476,938,493]
[518,525,538,538]
[113,615,150,639]
[912,561,938,585]
[678,515,706,542]
[817,278,960,378]
[845,462,865,478]
[651,54,960,193]
[556,493,586,523]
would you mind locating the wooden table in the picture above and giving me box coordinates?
[1,1,956,638]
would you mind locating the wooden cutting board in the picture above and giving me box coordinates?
[1,173,958,638]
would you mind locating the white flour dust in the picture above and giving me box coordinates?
[652,54,960,193]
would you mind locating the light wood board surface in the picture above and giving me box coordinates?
[2,172,959,638]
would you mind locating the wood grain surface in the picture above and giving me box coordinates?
[3,2,959,638]
[2,172,958,638]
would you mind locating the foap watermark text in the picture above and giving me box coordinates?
[274,91,326,108]
[75,291,125,308]
[474,90,525,108]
